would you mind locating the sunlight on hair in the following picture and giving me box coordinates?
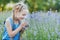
[12,1,29,14]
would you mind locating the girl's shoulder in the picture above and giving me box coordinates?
[6,16,12,22]
[6,17,11,22]
[5,16,13,24]
[5,16,13,26]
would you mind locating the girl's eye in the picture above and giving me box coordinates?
[23,14,26,16]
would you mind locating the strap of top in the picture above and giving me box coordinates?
[9,17,21,28]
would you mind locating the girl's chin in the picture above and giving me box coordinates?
[19,18,24,20]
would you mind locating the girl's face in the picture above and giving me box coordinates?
[14,5,27,20]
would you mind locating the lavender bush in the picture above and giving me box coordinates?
[0,11,60,40]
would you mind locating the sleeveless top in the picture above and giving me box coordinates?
[2,17,21,40]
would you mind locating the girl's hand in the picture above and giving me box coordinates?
[20,22,27,28]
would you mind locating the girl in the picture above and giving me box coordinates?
[2,2,29,40]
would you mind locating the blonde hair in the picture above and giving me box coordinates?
[13,2,29,12]
[12,2,29,21]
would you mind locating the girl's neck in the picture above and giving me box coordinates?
[14,20,19,24]
[11,16,20,24]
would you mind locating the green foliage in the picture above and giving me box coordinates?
[25,0,60,13]
[0,0,19,11]
[0,0,60,12]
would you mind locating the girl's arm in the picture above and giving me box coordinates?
[20,29,25,40]
[5,20,27,38]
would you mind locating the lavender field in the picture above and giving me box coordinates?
[0,11,60,40]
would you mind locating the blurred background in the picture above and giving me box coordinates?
[0,0,60,40]
[0,0,60,12]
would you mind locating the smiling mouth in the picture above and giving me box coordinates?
[18,17,24,19]
[21,18,24,19]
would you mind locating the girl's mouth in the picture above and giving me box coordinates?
[21,18,24,19]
